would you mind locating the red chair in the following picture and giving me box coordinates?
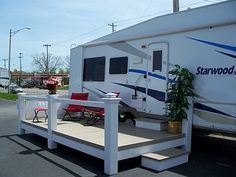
[86,92,119,125]
[62,93,89,120]
[86,108,105,125]
[33,107,48,122]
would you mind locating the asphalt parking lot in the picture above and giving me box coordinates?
[0,100,235,177]
[0,87,68,95]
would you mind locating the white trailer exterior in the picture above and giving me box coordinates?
[70,0,236,134]
[0,67,9,87]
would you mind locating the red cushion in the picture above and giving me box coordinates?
[64,93,88,113]
[35,107,47,111]
[64,106,84,112]
[71,93,89,100]
[66,104,84,111]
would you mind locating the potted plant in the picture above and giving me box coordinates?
[166,64,195,134]
[44,78,59,95]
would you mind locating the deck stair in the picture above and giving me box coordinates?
[135,118,168,131]
[141,148,188,171]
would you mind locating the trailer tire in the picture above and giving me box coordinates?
[120,112,135,126]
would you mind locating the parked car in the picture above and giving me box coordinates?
[21,81,35,88]
[37,84,48,89]
[9,85,23,93]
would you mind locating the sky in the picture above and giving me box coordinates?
[0,0,226,72]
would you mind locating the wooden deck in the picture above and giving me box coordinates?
[21,118,185,159]
[17,93,191,175]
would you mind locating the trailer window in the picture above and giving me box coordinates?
[153,50,162,72]
[83,57,105,81]
[109,57,128,74]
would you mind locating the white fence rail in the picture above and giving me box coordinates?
[17,92,121,175]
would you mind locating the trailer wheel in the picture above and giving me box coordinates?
[124,118,135,126]
[120,112,135,126]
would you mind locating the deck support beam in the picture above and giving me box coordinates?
[103,93,121,175]
[48,94,58,149]
[182,97,193,152]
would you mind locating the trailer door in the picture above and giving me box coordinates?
[146,43,168,116]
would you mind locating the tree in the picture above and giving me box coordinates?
[32,52,63,73]
[57,68,69,85]
[64,55,70,73]
[58,68,66,74]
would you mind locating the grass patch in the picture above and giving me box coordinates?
[0,92,18,101]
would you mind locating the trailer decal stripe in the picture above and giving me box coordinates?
[112,84,235,119]
[194,103,235,119]
[148,72,166,80]
[113,82,165,102]
[216,50,236,59]
[187,37,236,52]
[129,69,146,75]
[147,89,165,102]
[129,69,167,81]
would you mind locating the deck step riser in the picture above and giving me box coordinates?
[136,120,167,131]
[142,153,188,171]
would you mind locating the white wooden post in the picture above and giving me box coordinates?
[17,93,27,135]
[47,94,58,149]
[102,93,121,175]
[182,97,193,152]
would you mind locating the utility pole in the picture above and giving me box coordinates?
[173,0,179,12]
[108,23,117,33]
[18,53,23,85]
[7,27,30,94]
[8,29,12,94]
[2,59,7,68]
[43,44,51,76]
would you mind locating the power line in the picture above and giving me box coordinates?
[51,25,107,46]
[114,0,213,25]
[48,0,221,47]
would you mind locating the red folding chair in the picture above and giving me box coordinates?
[86,108,105,125]
[85,92,119,125]
[62,93,89,120]
[33,107,48,122]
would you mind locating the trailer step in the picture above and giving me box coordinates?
[141,148,188,171]
[135,118,167,131]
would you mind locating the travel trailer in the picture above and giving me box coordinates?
[0,67,9,88]
[69,0,236,134]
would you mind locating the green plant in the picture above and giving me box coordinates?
[166,64,195,121]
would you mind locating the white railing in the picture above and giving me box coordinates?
[17,92,121,175]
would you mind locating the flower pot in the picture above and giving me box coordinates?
[48,89,57,95]
[168,121,182,134]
